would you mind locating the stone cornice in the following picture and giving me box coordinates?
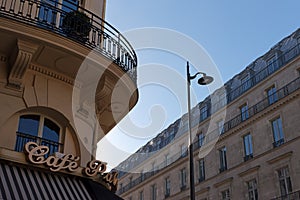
[28,64,74,85]
[267,151,293,165]
[238,165,260,177]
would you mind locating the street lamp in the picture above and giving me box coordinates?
[186,61,213,200]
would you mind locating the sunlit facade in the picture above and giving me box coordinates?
[117,29,300,200]
[0,0,138,199]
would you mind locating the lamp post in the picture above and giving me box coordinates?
[186,61,213,200]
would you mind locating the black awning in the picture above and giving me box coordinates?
[0,162,123,200]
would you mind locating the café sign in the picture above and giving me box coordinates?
[24,142,118,191]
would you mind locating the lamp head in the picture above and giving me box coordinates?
[198,75,214,85]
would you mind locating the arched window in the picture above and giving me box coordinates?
[15,114,62,157]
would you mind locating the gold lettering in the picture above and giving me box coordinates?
[24,142,80,172]
[103,171,118,190]
[24,142,48,164]
[24,142,118,191]
[83,160,107,177]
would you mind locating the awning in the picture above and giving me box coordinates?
[0,162,123,200]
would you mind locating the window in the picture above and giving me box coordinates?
[200,105,208,121]
[220,92,227,107]
[15,114,61,157]
[198,159,205,182]
[165,154,171,165]
[181,144,187,157]
[39,0,79,26]
[180,168,187,189]
[218,120,224,134]
[221,189,230,200]
[271,117,284,147]
[267,86,278,105]
[247,179,258,200]
[243,134,253,161]
[241,75,251,91]
[240,104,249,121]
[197,132,205,148]
[151,184,157,200]
[165,177,170,197]
[140,169,144,181]
[119,183,123,193]
[267,56,278,74]
[151,162,156,174]
[139,190,144,200]
[219,147,227,172]
[129,177,133,186]
[278,167,292,196]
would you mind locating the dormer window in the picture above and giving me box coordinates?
[267,55,278,74]
[15,114,62,157]
[241,75,251,91]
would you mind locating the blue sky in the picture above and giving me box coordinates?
[97,0,300,168]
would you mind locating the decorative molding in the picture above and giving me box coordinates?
[267,151,293,165]
[238,165,260,177]
[29,64,74,85]
[195,186,210,195]
[213,177,233,188]
[8,39,38,88]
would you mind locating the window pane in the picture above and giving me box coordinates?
[18,115,40,136]
[42,118,60,142]
[62,0,79,13]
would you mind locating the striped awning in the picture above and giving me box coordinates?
[0,162,122,200]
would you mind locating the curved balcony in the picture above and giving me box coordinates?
[0,0,137,83]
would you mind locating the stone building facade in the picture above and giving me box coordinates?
[0,0,138,199]
[116,29,300,200]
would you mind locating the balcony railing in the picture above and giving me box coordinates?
[117,76,300,195]
[271,190,300,200]
[0,0,137,83]
[15,132,63,157]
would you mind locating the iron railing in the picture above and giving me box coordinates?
[271,190,300,200]
[15,132,63,157]
[118,76,300,194]
[0,0,137,83]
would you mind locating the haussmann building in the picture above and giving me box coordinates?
[0,0,138,199]
[116,29,300,200]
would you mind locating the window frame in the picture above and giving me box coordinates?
[165,177,171,197]
[277,167,292,196]
[197,132,205,148]
[243,133,253,161]
[180,168,187,189]
[266,85,278,105]
[200,104,208,121]
[271,117,284,147]
[247,179,258,200]
[198,159,205,182]
[221,189,231,200]
[219,146,227,172]
[240,103,249,121]
[151,184,157,200]
[15,113,63,155]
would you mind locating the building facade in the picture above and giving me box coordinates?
[0,0,138,199]
[116,29,300,200]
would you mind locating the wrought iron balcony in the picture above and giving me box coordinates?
[15,132,63,157]
[273,138,285,148]
[271,190,300,200]
[0,0,137,83]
